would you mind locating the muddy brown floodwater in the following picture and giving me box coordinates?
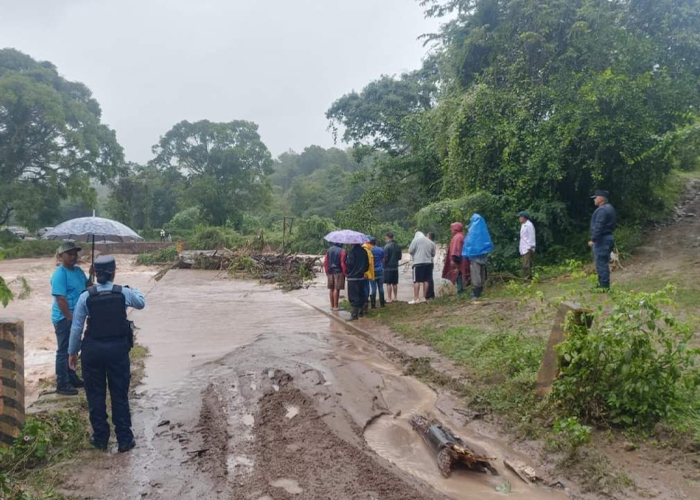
[18,267,567,499]
[0,255,157,405]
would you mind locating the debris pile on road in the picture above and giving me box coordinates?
[174,249,320,290]
[409,414,498,478]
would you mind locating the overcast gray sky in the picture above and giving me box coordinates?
[0,0,439,163]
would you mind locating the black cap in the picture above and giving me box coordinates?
[517,211,530,219]
[94,255,116,274]
[591,190,610,199]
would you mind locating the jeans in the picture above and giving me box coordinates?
[54,318,78,388]
[371,271,385,304]
[593,234,614,289]
[82,337,133,446]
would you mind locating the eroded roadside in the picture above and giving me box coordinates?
[57,270,566,500]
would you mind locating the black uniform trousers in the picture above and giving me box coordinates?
[81,336,133,446]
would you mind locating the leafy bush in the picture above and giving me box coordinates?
[553,286,700,426]
[289,216,336,254]
[186,225,244,250]
[614,224,643,258]
[0,412,88,498]
[552,417,592,453]
[164,207,204,233]
[0,233,58,259]
[136,246,179,266]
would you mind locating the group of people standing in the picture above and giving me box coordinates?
[324,233,402,320]
[325,190,618,315]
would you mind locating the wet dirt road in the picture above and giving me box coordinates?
[59,270,566,500]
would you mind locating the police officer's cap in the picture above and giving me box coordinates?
[94,255,116,274]
[591,190,610,199]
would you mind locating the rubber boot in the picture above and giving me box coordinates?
[379,296,386,308]
[470,287,483,301]
[370,296,376,309]
[349,307,359,321]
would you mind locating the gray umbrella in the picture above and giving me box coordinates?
[43,216,143,278]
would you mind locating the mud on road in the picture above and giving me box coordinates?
[57,270,564,500]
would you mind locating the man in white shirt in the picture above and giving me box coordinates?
[518,212,536,281]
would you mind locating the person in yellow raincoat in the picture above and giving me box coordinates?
[362,237,375,314]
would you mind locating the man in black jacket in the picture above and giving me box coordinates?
[345,244,370,321]
[588,190,617,289]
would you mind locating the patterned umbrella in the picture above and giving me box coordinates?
[324,230,369,245]
[43,217,143,278]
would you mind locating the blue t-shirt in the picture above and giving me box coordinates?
[51,265,87,323]
[372,246,385,273]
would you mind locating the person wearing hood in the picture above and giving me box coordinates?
[345,244,370,321]
[442,222,470,294]
[462,214,494,300]
[408,231,436,304]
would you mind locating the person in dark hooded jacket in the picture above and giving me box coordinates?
[345,244,370,320]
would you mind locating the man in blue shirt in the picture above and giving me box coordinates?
[50,242,90,396]
[588,190,617,289]
[68,256,146,452]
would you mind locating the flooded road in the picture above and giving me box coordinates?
[54,269,567,499]
[0,255,156,404]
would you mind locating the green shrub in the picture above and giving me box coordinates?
[0,233,58,259]
[0,412,88,497]
[614,224,643,258]
[289,216,336,254]
[186,225,244,250]
[552,417,592,452]
[553,286,700,426]
[164,207,204,233]
[136,246,178,266]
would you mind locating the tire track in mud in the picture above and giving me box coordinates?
[198,383,230,483]
[237,372,440,500]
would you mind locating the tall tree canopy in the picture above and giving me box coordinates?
[150,120,273,228]
[329,0,700,251]
[0,48,123,229]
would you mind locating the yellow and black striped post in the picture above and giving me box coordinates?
[0,317,24,446]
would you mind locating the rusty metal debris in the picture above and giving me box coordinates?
[409,414,498,478]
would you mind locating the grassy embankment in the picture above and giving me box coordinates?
[0,345,149,499]
[362,169,700,494]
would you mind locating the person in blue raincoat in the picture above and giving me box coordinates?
[462,214,495,300]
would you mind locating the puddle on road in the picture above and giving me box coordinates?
[331,320,567,499]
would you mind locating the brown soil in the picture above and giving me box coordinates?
[239,375,436,500]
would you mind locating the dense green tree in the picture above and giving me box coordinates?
[329,0,700,258]
[107,163,183,230]
[0,49,123,229]
[151,120,273,228]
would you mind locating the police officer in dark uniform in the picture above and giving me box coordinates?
[588,190,617,289]
[68,256,146,452]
